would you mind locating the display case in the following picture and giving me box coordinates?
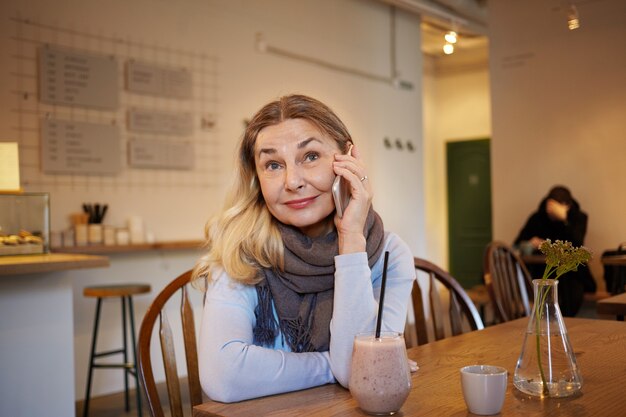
[0,193,50,255]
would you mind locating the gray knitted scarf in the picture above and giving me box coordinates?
[253,208,385,352]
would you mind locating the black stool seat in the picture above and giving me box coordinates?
[82,283,151,417]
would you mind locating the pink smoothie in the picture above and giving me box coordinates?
[349,333,411,415]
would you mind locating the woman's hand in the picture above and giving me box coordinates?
[546,199,569,222]
[530,236,545,249]
[333,144,372,254]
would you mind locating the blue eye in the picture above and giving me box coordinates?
[266,161,281,171]
[304,152,319,162]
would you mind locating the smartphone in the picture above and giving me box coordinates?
[332,144,353,218]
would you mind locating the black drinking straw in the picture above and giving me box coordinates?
[375,251,390,339]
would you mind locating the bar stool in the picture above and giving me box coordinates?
[82,283,151,417]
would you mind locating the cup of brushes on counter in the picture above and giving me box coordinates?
[82,203,108,245]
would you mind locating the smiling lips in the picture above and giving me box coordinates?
[284,196,318,209]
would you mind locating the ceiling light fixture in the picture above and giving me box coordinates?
[443,22,457,55]
[444,31,457,44]
[567,4,580,30]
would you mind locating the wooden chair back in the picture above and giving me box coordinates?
[483,241,533,322]
[411,257,484,346]
[137,270,204,417]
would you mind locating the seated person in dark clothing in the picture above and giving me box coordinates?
[514,185,596,317]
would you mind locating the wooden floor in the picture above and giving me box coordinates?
[76,381,194,417]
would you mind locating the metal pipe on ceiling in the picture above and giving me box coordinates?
[377,0,488,35]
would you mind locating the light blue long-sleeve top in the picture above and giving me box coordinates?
[198,231,415,403]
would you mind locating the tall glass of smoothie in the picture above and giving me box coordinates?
[349,332,412,415]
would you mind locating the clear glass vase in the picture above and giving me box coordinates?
[513,279,583,397]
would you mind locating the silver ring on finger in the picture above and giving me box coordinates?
[360,175,368,182]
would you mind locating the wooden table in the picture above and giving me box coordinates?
[520,254,545,265]
[601,254,626,266]
[193,318,626,416]
[522,254,626,266]
[597,292,626,321]
[601,253,626,294]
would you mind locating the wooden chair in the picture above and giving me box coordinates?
[410,257,484,346]
[137,270,204,417]
[483,241,533,323]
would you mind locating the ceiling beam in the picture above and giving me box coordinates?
[377,0,488,35]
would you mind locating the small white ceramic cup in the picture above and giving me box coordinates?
[460,365,507,415]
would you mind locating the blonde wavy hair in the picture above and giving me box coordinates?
[192,94,353,288]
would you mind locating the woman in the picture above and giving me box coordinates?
[192,94,414,403]
[514,185,596,316]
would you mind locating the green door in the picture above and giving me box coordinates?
[447,139,492,288]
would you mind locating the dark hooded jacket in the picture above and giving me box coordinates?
[514,192,596,316]
[514,196,587,248]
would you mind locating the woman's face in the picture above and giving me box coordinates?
[254,118,341,237]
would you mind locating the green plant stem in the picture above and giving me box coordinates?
[531,239,591,397]
[536,264,557,396]
[542,265,556,280]
[535,284,550,396]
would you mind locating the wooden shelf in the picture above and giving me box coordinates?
[51,239,205,255]
[0,253,109,276]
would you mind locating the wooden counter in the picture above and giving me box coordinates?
[0,253,109,276]
[1,250,111,417]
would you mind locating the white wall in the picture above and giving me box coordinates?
[0,0,427,401]
[0,0,425,253]
[422,58,491,268]
[0,273,76,417]
[489,0,626,288]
